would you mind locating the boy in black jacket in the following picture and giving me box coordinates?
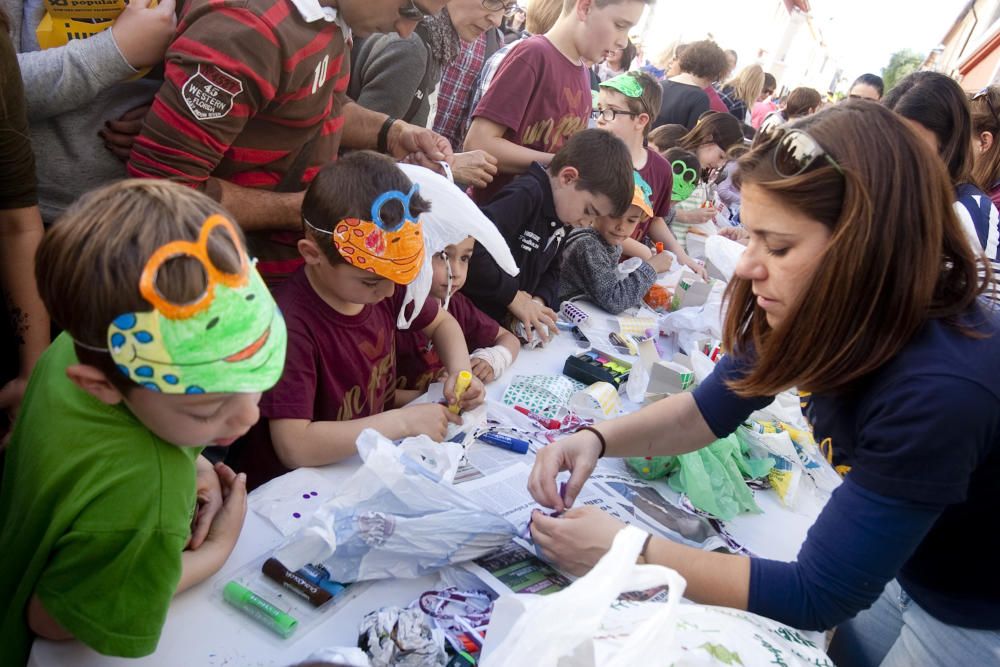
[463,129,634,346]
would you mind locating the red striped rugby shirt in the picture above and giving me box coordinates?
[128,0,350,280]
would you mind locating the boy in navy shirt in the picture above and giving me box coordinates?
[463,129,633,345]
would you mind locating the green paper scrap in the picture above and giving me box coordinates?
[625,434,774,521]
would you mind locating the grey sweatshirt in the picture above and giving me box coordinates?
[559,228,657,315]
[7,0,162,223]
[348,32,439,127]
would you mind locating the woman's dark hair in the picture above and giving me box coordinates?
[677,40,729,81]
[303,151,430,265]
[784,87,821,119]
[678,112,744,154]
[618,40,637,71]
[884,71,974,186]
[850,73,884,99]
[762,73,777,95]
[970,84,1000,191]
[725,101,988,397]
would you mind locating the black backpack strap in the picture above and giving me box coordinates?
[402,34,435,124]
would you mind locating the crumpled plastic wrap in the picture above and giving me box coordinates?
[273,429,516,582]
[358,606,447,667]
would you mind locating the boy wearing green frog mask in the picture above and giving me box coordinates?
[0,180,287,664]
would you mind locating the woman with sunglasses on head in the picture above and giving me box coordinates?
[886,71,1000,300]
[527,101,1000,667]
[970,85,1000,209]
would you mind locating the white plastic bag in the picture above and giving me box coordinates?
[273,429,515,582]
[704,234,746,282]
[480,527,686,667]
[480,526,832,667]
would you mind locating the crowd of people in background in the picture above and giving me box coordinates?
[1,0,999,665]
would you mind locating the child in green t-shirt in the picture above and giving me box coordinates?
[0,180,288,664]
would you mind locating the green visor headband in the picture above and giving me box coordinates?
[88,215,287,394]
[600,72,644,99]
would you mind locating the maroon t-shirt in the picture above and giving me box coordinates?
[395,292,501,392]
[232,267,438,489]
[471,36,590,204]
[705,85,729,113]
[632,149,674,242]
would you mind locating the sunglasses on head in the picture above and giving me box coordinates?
[761,127,843,178]
[398,0,435,21]
[973,88,999,121]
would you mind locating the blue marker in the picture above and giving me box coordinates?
[477,431,530,454]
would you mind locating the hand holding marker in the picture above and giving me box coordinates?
[449,370,472,414]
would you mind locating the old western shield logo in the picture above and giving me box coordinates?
[182,64,244,121]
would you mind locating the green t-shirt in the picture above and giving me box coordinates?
[0,333,200,664]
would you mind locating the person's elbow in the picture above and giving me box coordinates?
[27,594,74,641]
[782,570,886,632]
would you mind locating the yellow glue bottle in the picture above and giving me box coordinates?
[449,370,472,414]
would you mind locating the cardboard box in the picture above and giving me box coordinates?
[647,354,695,395]
[669,272,712,311]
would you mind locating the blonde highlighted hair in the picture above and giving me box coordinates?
[724,64,765,110]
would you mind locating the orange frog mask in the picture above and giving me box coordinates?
[314,185,426,285]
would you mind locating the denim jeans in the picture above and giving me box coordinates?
[827,579,1000,667]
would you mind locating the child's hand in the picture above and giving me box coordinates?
[470,357,495,383]
[444,372,485,411]
[201,465,247,556]
[401,404,460,441]
[189,460,225,550]
[648,251,674,274]
[718,226,750,244]
[675,208,717,225]
[508,291,557,345]
[681,255,708,281]
[111,0,177,70]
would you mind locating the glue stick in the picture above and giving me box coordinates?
[450,370,472,414]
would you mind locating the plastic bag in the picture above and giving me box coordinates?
[273,429,515,582]
[704,234,746,283]
[480,526,686,667]
[480,526,831,667]
[659,280,726,355]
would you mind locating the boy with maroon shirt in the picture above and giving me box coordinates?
[231,152,484,490]
[396,236,521,398]
[593,71,706,278]
[464,0,652,204]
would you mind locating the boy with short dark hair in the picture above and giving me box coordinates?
[464,0,653,203]
[594,71,706,277]
[463,128,634,343]
[232,152,485,490]
[0,180,286,663]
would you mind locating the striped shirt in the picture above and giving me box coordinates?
[954,183,1000,303]
[128,0,349,281]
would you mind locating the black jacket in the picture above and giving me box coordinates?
[463,163,567,321]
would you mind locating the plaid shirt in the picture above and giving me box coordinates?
[460,38,519,148]
[432,32,489,150]
[716,84,748,123]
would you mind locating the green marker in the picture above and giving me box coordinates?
[223,580,298,638]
